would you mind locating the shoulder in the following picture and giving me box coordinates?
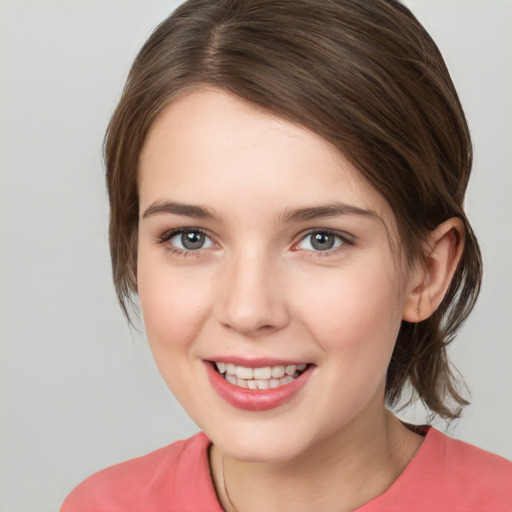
[60,432,211,512]
[431,428,512,505]
[362,427,512,512]
[404,428,511,511]
[436,428,512,478]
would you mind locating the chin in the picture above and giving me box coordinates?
[210,424,314,463]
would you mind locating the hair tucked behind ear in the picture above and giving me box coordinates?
[387,220,481,419]
[105,0,482,420]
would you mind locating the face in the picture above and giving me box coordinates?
[137,88,415,463]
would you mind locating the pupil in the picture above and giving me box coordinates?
[311,232,334,250]
[181,231,204,250]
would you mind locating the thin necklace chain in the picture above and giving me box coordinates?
[220,453,361,512]
[222,454,241,512]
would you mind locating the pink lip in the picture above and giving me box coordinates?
[205,361,313,411]
[206,356,308,367]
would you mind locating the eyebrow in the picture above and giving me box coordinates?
[142,200,380,224]
[279,203,380,223]
[142,201,218,220]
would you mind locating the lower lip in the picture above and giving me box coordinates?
[205,362,313,411]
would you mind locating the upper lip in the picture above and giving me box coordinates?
[205,356,311,367]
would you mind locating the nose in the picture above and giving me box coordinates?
[215,248,290,337]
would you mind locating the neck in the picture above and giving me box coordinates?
[209,409,423,512]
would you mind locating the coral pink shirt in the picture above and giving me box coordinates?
[61,427,512,511]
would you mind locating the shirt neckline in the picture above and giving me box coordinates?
[186,425,436,511]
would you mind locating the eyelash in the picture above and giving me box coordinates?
[294,229,354,257]
[156,228,354,257]
[156,227,215,257]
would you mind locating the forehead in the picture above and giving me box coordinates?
[138,87,395,226]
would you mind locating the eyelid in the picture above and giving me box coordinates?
[157,226,205,242]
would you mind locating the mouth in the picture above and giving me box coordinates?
[213,361,310,390]
[205,359,314,411]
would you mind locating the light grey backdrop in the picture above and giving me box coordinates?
[1,1,511,511]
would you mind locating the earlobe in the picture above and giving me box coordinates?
[402,218,464,323]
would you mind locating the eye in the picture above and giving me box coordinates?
[166,229,215,251]
[296,230,347,252]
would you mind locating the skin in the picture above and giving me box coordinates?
[137,87,463,511]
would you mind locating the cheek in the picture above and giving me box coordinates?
[293,266,405,423]
[136,258,216,411]
[137,255,213,354]
[295,263,404,361]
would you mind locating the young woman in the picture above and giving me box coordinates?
[61,0,512,510]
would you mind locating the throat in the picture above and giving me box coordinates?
[208,414,425,512]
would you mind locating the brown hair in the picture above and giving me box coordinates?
[104,0,482,420]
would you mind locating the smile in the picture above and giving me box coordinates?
[214,361,308,389]
[206,360,314,411]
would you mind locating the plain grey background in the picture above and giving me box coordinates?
[1,1,511,511]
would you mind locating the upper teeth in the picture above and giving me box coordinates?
[215,362,307,380]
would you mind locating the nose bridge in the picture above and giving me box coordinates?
[217,244,289,336]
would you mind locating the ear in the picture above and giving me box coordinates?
[402,218,464,323]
